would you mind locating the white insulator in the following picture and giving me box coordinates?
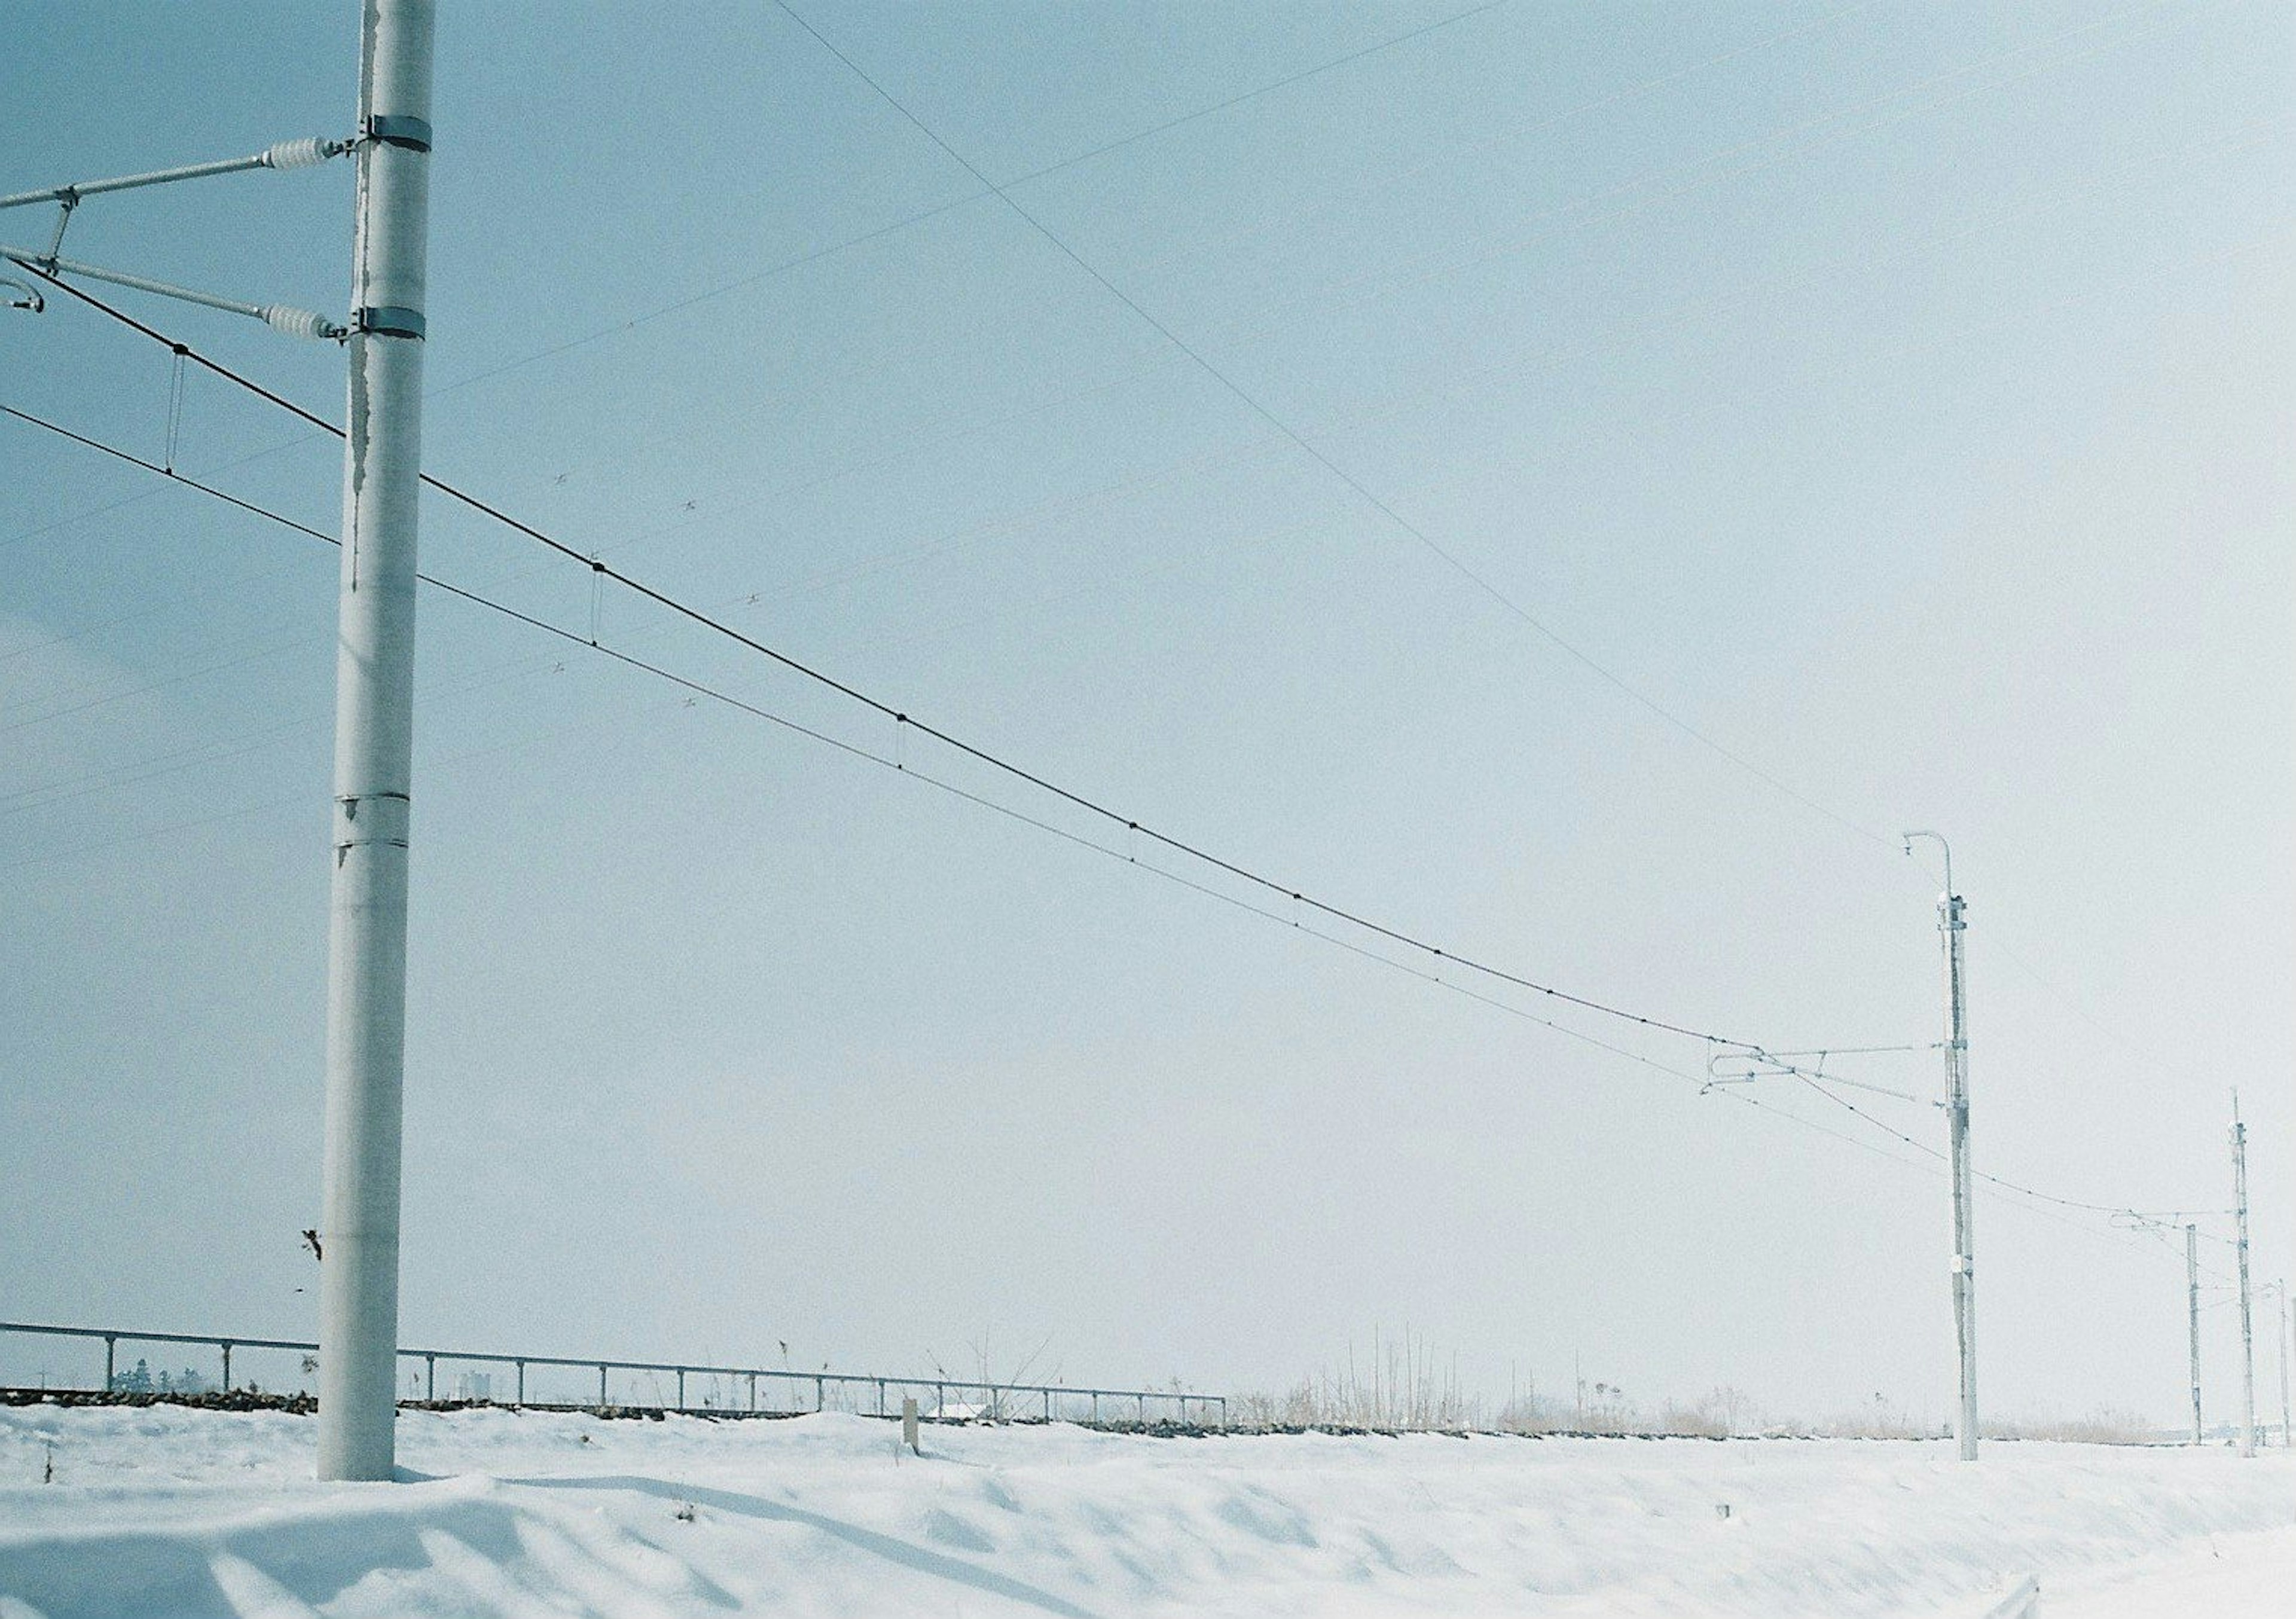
[261,305,344,341]
[263,137,339,170]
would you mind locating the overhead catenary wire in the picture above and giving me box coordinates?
[1779,1067,2244,1267]
[15,255,2274,1240]
[4,392,2240,1276]
[15,202,2276,1187]
[2,393,1777,1096]
[17,5,2273,1173]
[0,331,1759,1057]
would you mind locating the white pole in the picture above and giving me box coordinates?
[2232,1093,2255,1459]
[317,0,435,1484]
[2276,1281,2289,1450]
[1941,884,1978,1461]
[1903,832,1977,1461]
[2188,1224,2203,1444]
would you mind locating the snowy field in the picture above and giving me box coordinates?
[2,1405,2292,1618]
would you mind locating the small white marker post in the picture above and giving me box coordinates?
[902,1396,921,1455]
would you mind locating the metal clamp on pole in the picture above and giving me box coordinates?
[353,306,426,340]
[361,115,433,152]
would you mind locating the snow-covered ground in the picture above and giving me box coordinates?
[2,1404,2291,1617]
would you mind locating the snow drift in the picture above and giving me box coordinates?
[2,1404,2291,1616]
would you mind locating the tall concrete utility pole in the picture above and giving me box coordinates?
[2187,1224,2203,1444]
[317,0,435,1484]
[1904,831,1977,1462]
[2231,1093,2255,1459]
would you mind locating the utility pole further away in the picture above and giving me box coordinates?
[2282,1288,2294,1450]
[1905,832,1978,1462]
[317,0,436,1484]
[2231,1093,2255,1459]
[2276,1281,2291,1450]
[1940,882,1977,1462]
[2187,1224,2203,1444]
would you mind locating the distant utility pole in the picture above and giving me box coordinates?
[1904,832,1978,1462]
[317,0,436,1484]
[2275,1281,2291,1450]
[2282,1288,2294,1450]
[2231,1093,2255,1459]
[2187,1224,2203,1445]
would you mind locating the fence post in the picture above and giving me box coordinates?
[749,1371,758,1412]
[515,1361,526,1407]
[1044,1388,1051,1421]
[877,1378,886,1417]
[1138,1392,1146,1423]
[103,1336,116,1392]
[221,1342,233,1392]
[1091,1391,1098,1424]
[425,1354,435,1402]
[676,1369,685,1411]
[815,1374,825,1413]
[936,1382,944,1417]
[598,1364,607,1410]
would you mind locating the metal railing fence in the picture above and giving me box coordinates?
[0,1320,1225,1428]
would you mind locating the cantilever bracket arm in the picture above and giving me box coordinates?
[1,248,344,341]
[0,138,349,213]
[0,137,349,271]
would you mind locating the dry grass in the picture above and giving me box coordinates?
[1240,1343,2166,1445]
[1981,1409,2160,1445]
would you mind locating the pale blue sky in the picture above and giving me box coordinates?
[2,1,2291,1425]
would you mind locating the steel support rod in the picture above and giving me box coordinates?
[0,246,261,317]
[0,140,343,211]
[316,0,435,1484]
[0,248,344,338]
